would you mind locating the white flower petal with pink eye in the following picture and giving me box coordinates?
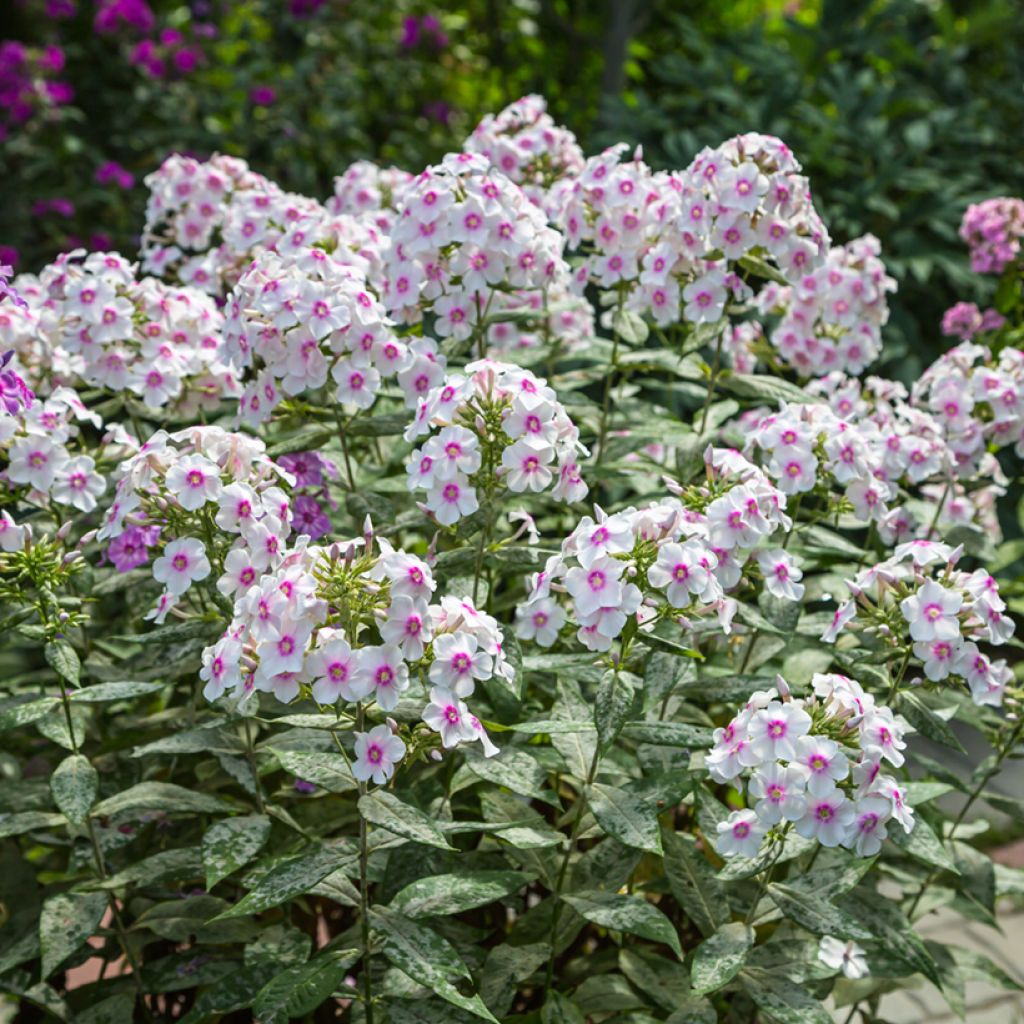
[820,600,856,643]
[424,474,479,526]
[256,617,313,679]
[6,435,68,491]
[0,511,26,553]
[756,548,805,602]
[794,782,856,847]
[306,632,367,704]
[715,809,765,859]
[818,937,869,980]
[421,686,472,748]
[465,710,500,758]
[900,580,963,643]
[215,481,261,533]
[791,735,849,797]
[352,724,406,785]
[748,701,812,761]
[51,455,106,513]
[380,594,433,660]
[165,454,222,512]
[217,545,260,599]
[333,359,380,410]
[426,425,481,481]
[355,645,409,711]
[564,555,624,618]
[514,597,565,647]
[429,632,493,697]
[846,796,891,857]
[748,762,807,825]
[501,436,554,494]
[152,538,211,596]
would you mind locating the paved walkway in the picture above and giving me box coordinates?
[832,900,1024,1023]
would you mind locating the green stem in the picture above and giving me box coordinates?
[699,327,725,435]
[545,744,601,988]
[595,333,621,466]
[333,411,356,490]
[355,704,375,1024]
[243,717,266,815]
[58,689,152,1021]
[926,480,951,541]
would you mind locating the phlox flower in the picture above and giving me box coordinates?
[716,809,765,859]
[352,724,406,785]
[152,537,211,596]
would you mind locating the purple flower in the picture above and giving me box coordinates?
[0,350,34,413]
[172,47,200,74]
[400,16,420,49]
[106,525,161,573]
[941,301,982,341]
[278,451,325,488]
[293,778,317,794]
[94,0,155,34]
[292,495,331,540]
[90,232,113,250]
[250,85,276,106]
[95,160,135,190]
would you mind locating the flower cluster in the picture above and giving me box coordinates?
[0,41,73,140]
[405,359,587,525]
[463,94,585,213]
[752,234,896,376]
[383,154,568,337]
[959,196,1024,275]
[200,534,506,774]
[140,153,325,294]
[821,540,1015,705]
[911,340,1024,464]
[16,250,239,412]
[98,426,295,622]
[940,302,1005,342]
[517,447,793,652]
[709,674,915,859]
[222,246,429,426]
[1,383,109,514]
[555,132,829,326]
[328,160,415,233]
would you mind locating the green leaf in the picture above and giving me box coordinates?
[634,631,704,659]
[50,754,97,825]
[739,967,832,1023]
[718,372,820,408]
[70,681,165,703]
[45,639,81,686]
[662,829,729,936]
[39,891,107,977]
[612,308,650,344]
[91,781,237,818]
[665,998,717,1024]
[251,948,360,1024]
[211,844,348,920]
[541,991,587,1024]
[589,782,662,854]
[0,811,67,838]
[267,425,334,457]
[899,692,965,753]
[890,816,959,873]
[112,619,220,646]
[620,721,713,747]
[480,942,549,1017]
[176,965,267,1023]
[0,697,59,731]
[371,905,498,1022]
[594,670,636,749]
[202,814,272,889]
[75,993,135,1024]
[358,790,454,850]
[90,848,203,891]
[836,888,941,987]
[561,891,682,958]
[766,882,870,941]
[271,749,356,792]
[391,871,532,918]
[691,922,753,995]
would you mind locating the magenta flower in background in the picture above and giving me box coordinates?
[90,232,113,250]
[400,16,420,49]
[39,45,65,72]
[960,197,1024,275]
[0,247,18,272]
[172,47,200,74]
[45,0,78,17]
[96,160,136,190]
[278,451,327,488]
[31,197,75,217]
[94,0,155,35]
[250,85,276,106]
[941,302,983,341]
[288,0,327,17]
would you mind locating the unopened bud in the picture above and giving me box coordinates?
[430,749,443,762]
[79,529,98,546]
[62,551,83,566]
[775,674,791,700]
[56,520,73,542]
[386,717,398,733]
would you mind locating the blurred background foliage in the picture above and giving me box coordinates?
[2,0,1023,374]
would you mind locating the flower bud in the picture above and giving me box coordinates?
[386,717,398,733]
[430,749,443,762]
[56,520,73,542]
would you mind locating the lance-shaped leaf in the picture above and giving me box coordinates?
[358,790,454,850]
[588,782,662,854]
[252,948,360,1024]
[371,906,498,1022]
[691,923,754,995]
[391,871,533,918]
[561,891,682,958]
[662,830,729,936]
[50,754,97,824]
[202,814,272,889]
[40,891,107,977]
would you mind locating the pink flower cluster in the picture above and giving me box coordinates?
[517,447,792,652]
[959,197,1024,275]
[405,359,587,525]
[383,153,568,336]
[752,235,897,376]
[1,385,108,513]
[98,426,296,622]
[200,534,506,775]
[708,674,915,859]
[14,250,239,413]
[821,540,1015,706]
[554,132,830,327]
[223,245,434,426]
[328,160,415,233]
[0,41,73,139]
